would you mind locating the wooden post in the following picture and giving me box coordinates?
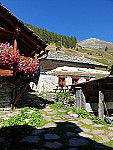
[35,52,37,63]
[98,89,104,120]
[14,38,17,51]
[76,87,82,110]
[81,89,86,108]
[43,83,44,93]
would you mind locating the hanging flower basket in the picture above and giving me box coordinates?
[0,42,40,77]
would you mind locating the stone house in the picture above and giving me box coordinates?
[34,51,109,93]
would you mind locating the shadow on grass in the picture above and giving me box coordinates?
[15,87,54,110]
[0,122,112,150]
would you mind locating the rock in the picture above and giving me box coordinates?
[99,135,110,143]
[66,124,77,128]
[68,148,80,150]
[44,133,60,139]
[108,127,113,131]
[43,123,57,128]
[45,141,62,149]
[58,109,67,112]
[66,132,75,136]
[94,142,105,149]
[43,116,52,121]
[69,138,89,146]
[92,124,104,127]
[79,119,93,125]
[69,114,78,118]
[77,132,93,138]
[20,136,39,143]
[91,130,104,134]
[31,129,45,135]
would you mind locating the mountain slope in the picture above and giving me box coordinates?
[77,38,113,50]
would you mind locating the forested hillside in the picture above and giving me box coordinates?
[25,23,77,48]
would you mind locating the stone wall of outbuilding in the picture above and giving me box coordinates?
[0,82,17,109]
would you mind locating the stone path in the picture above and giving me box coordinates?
[0,105,113,149]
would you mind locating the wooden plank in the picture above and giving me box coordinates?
[76,87,82,110]
[35,52,37,63]
[0,27,13,34]
[98,90,104,120]
[0,69,13,76]
[12,83,29,105]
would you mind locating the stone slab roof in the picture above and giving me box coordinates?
[46,51,108,68]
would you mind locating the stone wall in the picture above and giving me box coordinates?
[0,82,17,109]
[41,93,57,101]
[65,77,72,86]
[31,74,58,93]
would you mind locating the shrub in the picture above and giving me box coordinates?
[92,116,105,125]
[77,108,89,118]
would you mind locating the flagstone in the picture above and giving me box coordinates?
[60,115,75,120]
[108,127,113,131]
[99,135,110,143]
[92,124,104,127]
[94,142,105,149]
[91,129,104,134]
[68,148,80,150]
[66,132,75,136]
[108,132,113,137]
[58,109,67,112]
[77,132,93,138]
[79,118,93,124]
[53,117,61,119]
[43,108,54,112]
[20,136,39,143]
[43,116,52,121]
[44,133,60,139]
[47,112,56,115]
[69,121,79,124]
[75,127,90,133]
[69,114,78,118]
[31,129,45,135]
[45,141,62,149]
[69,138,89,146]
[54,120,65,122]
[66,124,77,128]
[43,123,57,128]
[80,127,90,132]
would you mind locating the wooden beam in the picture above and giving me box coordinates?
[14,38,17,51]
[0,13,16,28]
[76,87,82,110]
[35,52,37,63]
[98,89,104,120]
[0,27,13,34]
[12,83,29,105]
[21,31,43,51]
[19,37,33,50]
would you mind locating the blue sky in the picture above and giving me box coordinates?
[1,0,113,42]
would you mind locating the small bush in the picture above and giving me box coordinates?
[77,108,89,118]
[92,116,105,125]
